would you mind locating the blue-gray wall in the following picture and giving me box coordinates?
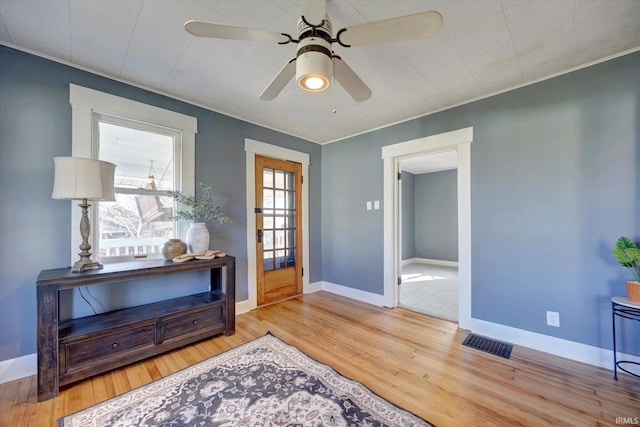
[401,171,415,260]
[0,45,322,361]
[415,169,458,261]
[322,51,640,354]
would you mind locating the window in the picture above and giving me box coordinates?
[70,84,197,265]
[96,115,181,261]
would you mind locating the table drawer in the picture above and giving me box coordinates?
[61,323,155,373]
[161,305,224,341]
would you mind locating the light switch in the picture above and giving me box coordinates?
[374,200,380,209]
[366,201,372,210]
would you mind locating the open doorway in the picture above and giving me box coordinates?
[398,151,458,322]
[381,127,473,330]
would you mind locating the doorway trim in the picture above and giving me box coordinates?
[382,127,473,329]
[245,139,310,310]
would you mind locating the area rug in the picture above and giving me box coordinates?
[59,333,434,426]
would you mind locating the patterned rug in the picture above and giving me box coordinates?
[59,333,434,426]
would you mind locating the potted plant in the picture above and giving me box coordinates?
[612,236,640,303]
[167,182,231,253]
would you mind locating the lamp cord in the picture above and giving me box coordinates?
[78,287,98,315]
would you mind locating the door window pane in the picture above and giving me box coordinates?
[275,230,285,249]
[263,250,274,271]
[275,210,286,228]
[286,171,295,190]
[275,190,285,209]
[275,170,285,189]
[275,250,286,268]
[263,230,274,249]
[263,189,274,208]
[263,168,273,187]
[287,230,295,247]
[263,210,274,229]
[286,248,296,267]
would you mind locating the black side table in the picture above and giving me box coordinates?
[611,297,640,380]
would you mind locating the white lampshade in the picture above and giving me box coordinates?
[52,157,116,201]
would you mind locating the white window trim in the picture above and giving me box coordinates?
[69,84,196,265]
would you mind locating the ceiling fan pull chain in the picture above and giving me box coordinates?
[332,56,337,114]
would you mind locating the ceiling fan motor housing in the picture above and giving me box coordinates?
[296,16,333,92]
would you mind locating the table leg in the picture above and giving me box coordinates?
[37,284,59,401]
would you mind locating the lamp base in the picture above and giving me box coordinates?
[72,259,103,273]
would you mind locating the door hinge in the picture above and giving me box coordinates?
[301,175,304,184]
[301,267,304,277]
[397,172,402,180]
[398,277,402,285]
[254,207,262,213]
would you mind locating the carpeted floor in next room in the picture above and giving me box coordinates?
[399,262,458,322]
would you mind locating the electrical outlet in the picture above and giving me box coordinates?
[546,311,560,327]
[366,201,372,210]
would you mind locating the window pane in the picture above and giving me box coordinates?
[275,249,286,268]
[263,230,274,249]
[263,168,273,188]
[98,195,172,257]
[263,210,274,229]
[97,118,177,261]
[287,230,295,247]
[275,170,285,189]
[286,191,295,209]
[286,172,295,190]
[99,122,174,191]
[275,190,285,209]
[263,250,274,271]
[275,210,286,228]
[263,189,274,208]
[275,230,285,249]
[286,248,296,267]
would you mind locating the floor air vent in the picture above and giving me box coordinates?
[462,334,513,359]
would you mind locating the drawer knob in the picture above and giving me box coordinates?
[112,343,118,348]
[192,320,198,325]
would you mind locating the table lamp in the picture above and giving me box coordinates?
[52,157,116,272]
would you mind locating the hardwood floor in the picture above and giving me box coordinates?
[1,291,639,426]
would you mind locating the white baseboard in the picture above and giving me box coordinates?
[462,318,640,371]
[0,353,36,384]
[236,299,251,315]
[402,257,459,268]
[318,281,387,306]
[305,281,324,294]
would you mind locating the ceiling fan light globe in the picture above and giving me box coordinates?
[299,75,329,92]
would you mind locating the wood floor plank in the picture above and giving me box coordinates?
[2,291,639,426]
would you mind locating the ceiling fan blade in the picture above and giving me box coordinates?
[184,20,288,44]
[339,11,443,47]
[333,58,371,102]
[301,0,326,26]
[260,60,297,100]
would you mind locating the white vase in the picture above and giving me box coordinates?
[186,223,210,253]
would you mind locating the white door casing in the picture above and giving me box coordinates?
[245,139,310,310]
[382,127,473,329]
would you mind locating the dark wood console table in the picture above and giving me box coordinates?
[36,256,235,401]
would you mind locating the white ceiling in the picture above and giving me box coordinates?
[1,0,639,144]
[400,150,457,174]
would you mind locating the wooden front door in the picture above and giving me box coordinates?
[255,155,303,306]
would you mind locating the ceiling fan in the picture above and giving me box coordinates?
[184,0,442,102]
